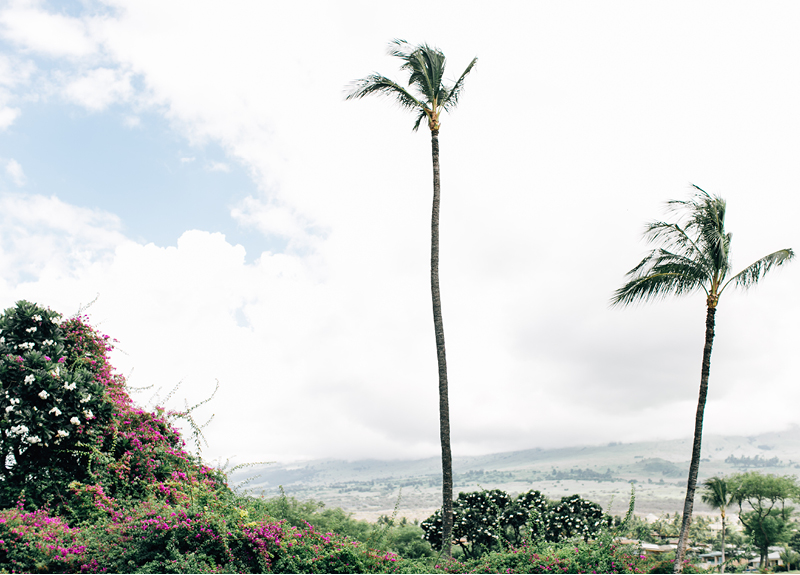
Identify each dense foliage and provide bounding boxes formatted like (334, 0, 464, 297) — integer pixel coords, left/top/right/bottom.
(420, 489, 607, 558)
(0, 301, 114, 508)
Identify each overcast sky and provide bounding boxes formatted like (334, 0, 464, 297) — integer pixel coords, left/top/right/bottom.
(0, 0, 798, 466)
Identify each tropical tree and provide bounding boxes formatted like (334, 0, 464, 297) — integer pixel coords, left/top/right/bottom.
(611, 186, 794, 572)
(701, 477, 732, 572)
(728, 471, 799, 568)
(347, 40, 477, 557)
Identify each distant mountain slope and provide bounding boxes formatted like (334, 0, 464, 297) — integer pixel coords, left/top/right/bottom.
(232, 427, 800, 520)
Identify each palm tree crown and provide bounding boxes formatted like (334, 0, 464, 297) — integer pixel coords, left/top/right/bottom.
(612, 185, 793, 309)
(346, 39, 477, 132)
(701, 476, 731, 513)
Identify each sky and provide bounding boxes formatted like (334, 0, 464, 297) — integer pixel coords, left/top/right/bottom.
(0, 0, 798, 467)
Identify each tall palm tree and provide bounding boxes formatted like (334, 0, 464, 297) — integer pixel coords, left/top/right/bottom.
(701, 477, 732, 573)
(347, 40, 477, 557)
(611, 186, 794, 573)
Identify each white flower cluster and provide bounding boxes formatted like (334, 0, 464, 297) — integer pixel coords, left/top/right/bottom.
(83, 409, 94, 420)
(24, 374, 35, 384)
(49, 406, 62, 416)
(26, 435, 41, 444)
(63, 381, 76, 391)
(38, 390, 49, 400)
(5, 398, 19, 413)
(42, 339, 54, 346)
(16, 342, 34, 351)
(70, 417, 80, 425)
(50, 366, 60, 377)
(25, 327, 36, 334)
(57, 430, 69, 438)
(10, 425, 28, 435)
(80, 394, 92, 404)
(32, 315, 42, 322)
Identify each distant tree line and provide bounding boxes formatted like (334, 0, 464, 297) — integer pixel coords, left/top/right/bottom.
(547, 467, 617, 482)
(725, 454, 782, 468)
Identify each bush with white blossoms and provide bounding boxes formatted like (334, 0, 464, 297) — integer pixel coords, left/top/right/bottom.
(0, 301, 112, 507)
(422, 489, 609, 558)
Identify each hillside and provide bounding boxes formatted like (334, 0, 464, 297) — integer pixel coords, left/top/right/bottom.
(233, 427, 800, 521)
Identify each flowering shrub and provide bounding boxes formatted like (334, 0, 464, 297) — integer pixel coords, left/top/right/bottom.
(0, 504, 88, 573)
(546, 494, 607, 542)
(421, 489, 608, 558)
(0, 301, 113, 508)
(0, 499, 409, 573)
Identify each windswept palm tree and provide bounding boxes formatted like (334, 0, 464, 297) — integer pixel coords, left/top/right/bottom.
(701, 477, 732, 572)
(611, 186, 794, 573)
(347, 40, 477, 557)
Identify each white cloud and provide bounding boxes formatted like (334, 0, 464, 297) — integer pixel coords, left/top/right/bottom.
(179, 156, 195, 164)
(4, 159, 24, 186)
(64, 67, 132, 111)
(0, 1, 98, 58)
(122, 115, 140, 128)
(0, 106, 19, 129)
(0, 53, 33, 130)
(0, 193, 128, 287)
(207, 161, 229, 172)
(230, 196, 322, 249)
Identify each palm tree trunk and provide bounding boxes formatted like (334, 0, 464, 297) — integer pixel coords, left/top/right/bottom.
(720, 510, 726, 573)
(430, 128, 453, 558)
(674, 304, 716, 573)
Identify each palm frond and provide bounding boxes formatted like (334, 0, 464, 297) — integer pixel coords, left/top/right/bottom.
(644, 222, 712, 271)
(392, 41, 446, 104)
(412, 108, 427, 132)
(701, 477, 730, 509)
(637, 187, 731, 289)
(721, 248, 795, 294)
(345, 74, 423, 111)
(690, 194, 729, 275)
(611, 251, 709, 307)
(387, 38, 410, 58)
(441, 57, 478, 112)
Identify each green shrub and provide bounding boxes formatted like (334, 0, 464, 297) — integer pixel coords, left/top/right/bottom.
(421, 488, 608, 558)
